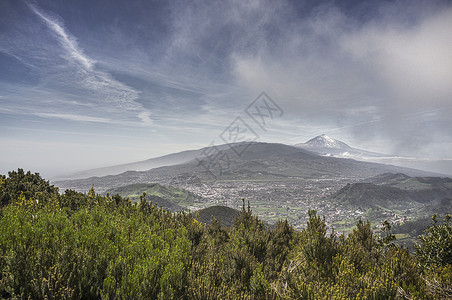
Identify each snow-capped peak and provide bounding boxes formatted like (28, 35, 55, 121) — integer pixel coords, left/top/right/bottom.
(303, 134, 351, 149)
(295, 134, 393, 162)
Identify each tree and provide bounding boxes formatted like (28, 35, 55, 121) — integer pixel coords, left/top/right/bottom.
(416, 214, 452, 268)
(415, 214, 452, 298)
(0, 169, 59, 207)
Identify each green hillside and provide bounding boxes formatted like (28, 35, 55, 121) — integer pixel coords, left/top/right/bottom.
(332, 182, 413, 207)
(1, 169, 451, 299)
(196, 205, 240, 227)
(329, 174, 452, 242)
(106, 182, 204, 210)
(333, 174, 452, 216)
(364, 172, 452, 192)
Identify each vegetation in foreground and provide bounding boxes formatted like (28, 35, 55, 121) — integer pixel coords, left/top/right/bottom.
(1, 169, 451, 299)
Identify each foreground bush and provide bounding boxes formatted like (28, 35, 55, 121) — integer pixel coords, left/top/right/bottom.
(0, 169, 450, 299)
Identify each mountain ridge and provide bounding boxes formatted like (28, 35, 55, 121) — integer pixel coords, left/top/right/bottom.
(295, 134, 388, 158)
(55, 134, 451, 181)
(53, 142, 441, 193)
(303, 134, 352, 149)
(329, 173, 452, 210)
(295, 135, 452, 176)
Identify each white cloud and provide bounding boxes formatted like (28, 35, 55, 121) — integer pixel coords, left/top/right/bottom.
(2, 0, 452, 177)
(35, 113, 112, 123)
(28, 4, 94, 71)
(27, 4, 153, 126)
(138, 111, 153, 126)
(341, 6, 452, 107)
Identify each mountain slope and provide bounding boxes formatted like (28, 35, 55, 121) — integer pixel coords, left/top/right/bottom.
(295, 135, 452, 176)
(54, 142, 438, 193)
(56, 143, 251, 180)
(302, 134, 352, 149)
(295, 134, 387, 158)
(196, 205, 241, 227)
(331, 183, 416, 208)
(363, 172, 452, 189)
(57, 149, 206, 180)
(329, 173, 452, 211)
(105, 183, 204, 210)
(360, 173, 412, 186)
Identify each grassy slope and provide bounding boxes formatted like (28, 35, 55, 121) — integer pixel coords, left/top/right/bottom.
(106, 183, 204, 210)
(195, 205, 241, 227)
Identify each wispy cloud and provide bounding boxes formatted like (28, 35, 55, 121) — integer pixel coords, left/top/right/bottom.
(35, 112, 112, 123)
(28, 3, 94, 71)
(26, 3, 152, 125)
(137, 111, 153, 126)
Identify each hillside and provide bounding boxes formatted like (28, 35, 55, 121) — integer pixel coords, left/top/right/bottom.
(331, 182, 415, 208)
(53, 143, 442, 229)
(328, 173, 452, 234)
(295, 134, 388, 158)
(360, 173, 412, 186)
(295, 135, 452, 176)
(56, 144, 235, 180)
(331, 174, 452, 211)
(364, 172, 452, 191)
(196, 205, 240, 227)
(1, 169, 451, 299)
(105, 183, 205, 210)
(54, 142, 436, 193)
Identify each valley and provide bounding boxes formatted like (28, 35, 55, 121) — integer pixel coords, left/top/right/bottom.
(53, 139, 451, 235)
(174, 178, 349, 229)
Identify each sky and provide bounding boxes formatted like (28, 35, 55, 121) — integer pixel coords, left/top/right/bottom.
(1, 0, 452, 178)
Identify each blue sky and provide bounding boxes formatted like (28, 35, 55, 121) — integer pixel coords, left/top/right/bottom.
(1, 0, 452, 177)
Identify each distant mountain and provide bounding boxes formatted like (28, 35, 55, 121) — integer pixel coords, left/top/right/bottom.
(296, 135, 452, 176)
(56, 145, 236, 180)
(295, 134, 387, 158)
(196, 205, 241, 227)
(56, 134, 451, 182)
(56, 143, 250, 180)
(302, 134, 352, 149)
(54, 142, 438, 193)
(57, 149, 204, 180)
